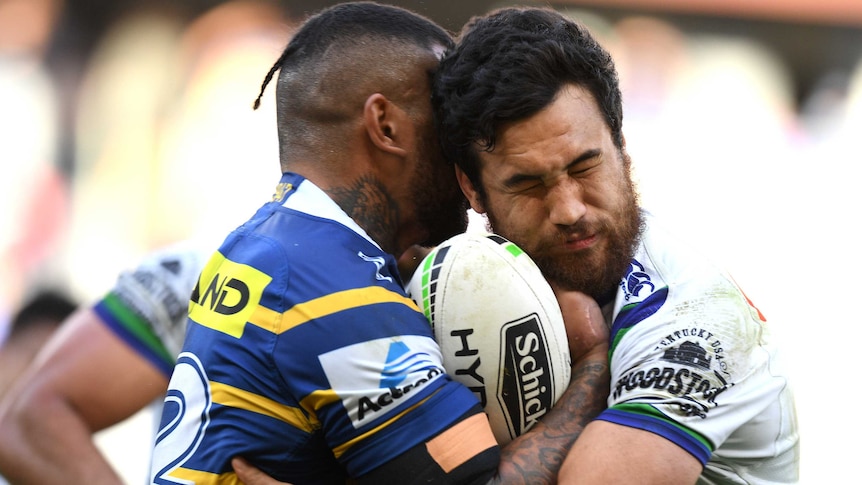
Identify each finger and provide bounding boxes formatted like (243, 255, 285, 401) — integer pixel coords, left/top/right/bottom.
(232, 457, 295, 485)
(553, 291, 608, 360)
(232, 457, 264, 484)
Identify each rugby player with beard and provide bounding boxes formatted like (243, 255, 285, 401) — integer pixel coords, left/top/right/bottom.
(433, 6, 800, 485)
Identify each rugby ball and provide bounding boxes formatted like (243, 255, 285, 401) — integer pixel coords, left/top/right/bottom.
(407, 232, 571, 445)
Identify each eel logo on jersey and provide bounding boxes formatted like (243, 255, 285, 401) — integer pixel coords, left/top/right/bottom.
(319, 336, 445, 428)
(358, 251, 393, 283)
(189, 252, 272, 338)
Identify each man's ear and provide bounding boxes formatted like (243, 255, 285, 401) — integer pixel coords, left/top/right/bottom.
(455, 165, 486, 214)
(364, 93, 408, 158)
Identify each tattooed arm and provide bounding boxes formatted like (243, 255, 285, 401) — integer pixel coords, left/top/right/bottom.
(492, 290, 610, 484)
(233, 291, 609, 485)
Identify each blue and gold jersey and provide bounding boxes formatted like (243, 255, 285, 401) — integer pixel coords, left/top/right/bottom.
(150, 173, 479, 484)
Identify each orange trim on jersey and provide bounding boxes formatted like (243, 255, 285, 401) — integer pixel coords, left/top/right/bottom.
(730, 275, 767, 322)
(426, 412, 497, 472)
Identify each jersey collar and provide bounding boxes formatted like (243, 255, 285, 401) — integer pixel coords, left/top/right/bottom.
(279, 173, 382, 251)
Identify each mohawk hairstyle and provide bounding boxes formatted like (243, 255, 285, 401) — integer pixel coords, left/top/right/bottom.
(253, 48, 289, 110)
(253, 1, 452, 110)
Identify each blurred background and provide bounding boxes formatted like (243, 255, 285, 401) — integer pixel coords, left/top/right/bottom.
(0, 0, 857, 482)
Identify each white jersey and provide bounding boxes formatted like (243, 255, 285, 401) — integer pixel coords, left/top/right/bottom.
(93, 240, 210, 377)
(598, 214, 799, 484)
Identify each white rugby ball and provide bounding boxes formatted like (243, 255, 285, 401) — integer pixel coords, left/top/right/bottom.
(407, 232, 571, 445)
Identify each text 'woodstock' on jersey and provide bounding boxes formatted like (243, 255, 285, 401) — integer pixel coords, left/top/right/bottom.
(599, 213, 799, 484)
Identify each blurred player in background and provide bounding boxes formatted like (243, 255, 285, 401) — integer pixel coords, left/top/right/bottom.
(0, 289, 75, 485)
(0, 242, 207, 484)
(0, 290, 76, 401)
(0, 0, 295, 481)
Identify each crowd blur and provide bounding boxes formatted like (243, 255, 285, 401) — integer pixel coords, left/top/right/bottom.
(0, 0, 858, 482)
(0, 0, 291, 326)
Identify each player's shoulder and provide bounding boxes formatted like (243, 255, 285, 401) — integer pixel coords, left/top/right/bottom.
(114, 240, 210, 301)
(635, 213, 732, 287)
(133, 239, 212, 275)
(613, 215, 764, 344)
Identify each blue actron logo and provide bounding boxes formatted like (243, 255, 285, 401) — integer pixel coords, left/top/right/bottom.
(379, 341, 436, 388)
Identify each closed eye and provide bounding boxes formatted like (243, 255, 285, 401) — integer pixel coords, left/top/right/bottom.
(569, 149, 602, 175)
(503, 174, 544, 193)
(502, 148, 603, 193)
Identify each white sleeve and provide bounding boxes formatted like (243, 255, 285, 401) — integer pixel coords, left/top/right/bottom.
(110, 241, 210, 359)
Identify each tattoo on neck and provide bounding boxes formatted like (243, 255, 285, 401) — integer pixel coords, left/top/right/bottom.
(328, 174, 399, 252)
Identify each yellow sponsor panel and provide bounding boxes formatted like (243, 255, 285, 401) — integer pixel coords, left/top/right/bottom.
(190, 252, 272, 338)
(189, 252, 419, 338)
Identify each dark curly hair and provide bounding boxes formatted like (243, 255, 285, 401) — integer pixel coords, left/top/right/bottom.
(433, 7, 623, 195)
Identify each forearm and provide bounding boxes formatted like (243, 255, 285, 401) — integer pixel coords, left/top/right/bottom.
(492, 346, 609, 485)
(0, 392, 124, 485)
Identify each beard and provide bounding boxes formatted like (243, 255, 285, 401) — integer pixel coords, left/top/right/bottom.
(411, 138, 469, 247)
(416, 189, 469, 247)
(485, 167, 643, 304)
